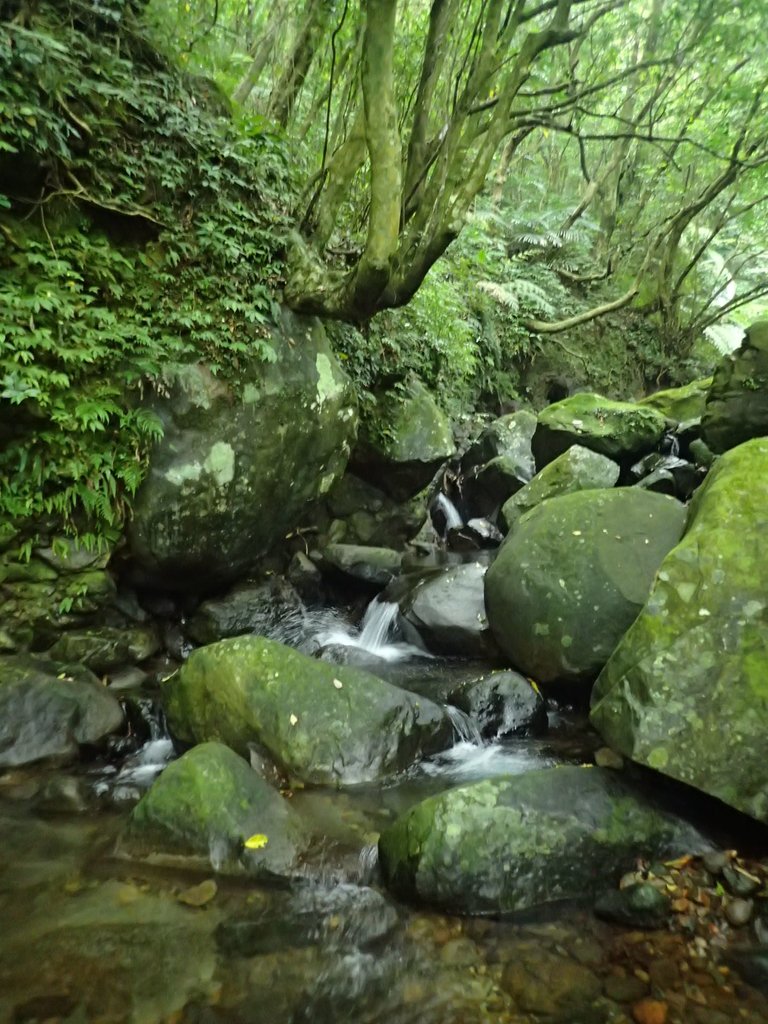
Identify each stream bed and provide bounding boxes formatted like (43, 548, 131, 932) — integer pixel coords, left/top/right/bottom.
(2, 623, 768, 1024)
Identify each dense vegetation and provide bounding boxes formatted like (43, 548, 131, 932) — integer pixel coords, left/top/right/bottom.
(1, 0, 767, 546)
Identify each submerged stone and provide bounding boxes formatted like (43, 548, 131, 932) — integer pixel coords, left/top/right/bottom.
(533, 393, 667, 468)
(378, 766, 702, 915)
(485, 488, 686, 687)
(590, 438, 768, 822)
(163, 636, 452, 786)
(124, 741, 308, 877)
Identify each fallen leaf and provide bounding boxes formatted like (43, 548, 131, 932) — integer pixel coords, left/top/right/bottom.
(244, 833, 269, 850)
(664, 854, 693, 870)
(289, 713, 298, 726)
(332, 678, 343, 689)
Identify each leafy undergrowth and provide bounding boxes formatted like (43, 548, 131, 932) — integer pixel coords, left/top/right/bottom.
(0, 0, 295, 549)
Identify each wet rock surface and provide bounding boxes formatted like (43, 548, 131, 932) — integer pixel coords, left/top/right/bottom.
(702, 319, 768, 453)
(447, 670, 547, 739)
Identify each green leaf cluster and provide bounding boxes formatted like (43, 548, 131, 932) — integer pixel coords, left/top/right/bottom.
(0, 0, 295, 546)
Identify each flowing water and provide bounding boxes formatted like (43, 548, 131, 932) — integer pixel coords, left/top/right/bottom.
(3, 596, 768, 1024)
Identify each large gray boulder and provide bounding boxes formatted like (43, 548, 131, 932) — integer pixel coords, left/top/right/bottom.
(351, 379, 454, 501)
(702, 320, 768, 453)
(124, 741, 309, 877)
(396, 562, 496, 658)
(0, 655, 124, 767)
(500, 444, 619, 531)
(128, 310, 357, 589)
(590, 438, 768, 822)
(485, 488, 686, 687)
(533, 393, 667, 468)
(163, 636, 453, 786)
(378, 766, 703, 915)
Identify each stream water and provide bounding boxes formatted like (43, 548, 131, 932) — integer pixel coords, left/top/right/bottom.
(2, 604, 768, 1024)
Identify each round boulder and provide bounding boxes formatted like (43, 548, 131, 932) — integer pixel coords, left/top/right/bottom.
(448, 670, 547, 738)
(163, 636, 453, 786)
(128, 310, 357, 590)
(123, 741, 309, 877)
(485, 488, 686, 688)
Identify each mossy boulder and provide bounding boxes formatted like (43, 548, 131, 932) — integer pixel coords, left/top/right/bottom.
(128, 309, 358, 590)
(485, 488, 686, 687)
(378, 766, 702, 915)
(47, 626, 161, 673)
(533, 393, 667, 468)
(124, 742, 308, 877)
(590, 438, 768, 822)
(319, 543, 402, 586)
(638, 378, 712, 423)
(163, 636, 452, 786)
(500, 444, 619, 531)
(352, 379, 454, 501)
(0, 655, 124, 767)
(460, 410, 537, 474)
(702, 320, 768, 453)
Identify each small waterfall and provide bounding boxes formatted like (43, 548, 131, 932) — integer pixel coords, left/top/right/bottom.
(669, 434, 680, 457)
(315, 599, 430, 663)
(434, 492, 463, 532)
(356, 844, 379, 885)
(446, 705, 484, 745)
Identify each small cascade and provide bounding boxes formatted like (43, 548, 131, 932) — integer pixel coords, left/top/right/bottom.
(433, 492, 463, 532)
(356, 844, 379, 885)
(314, 598, 430, 663)
(94, 700, 175, 799)
(446, 704, 484, 745)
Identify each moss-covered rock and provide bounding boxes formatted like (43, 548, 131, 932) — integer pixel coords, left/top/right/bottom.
(128, 309, 358, 590)
(352, 379, 454, 501)
(485, 488, 686, 687)
(378, 766, 702, 915)
(590, 438, 768, 822)
(163, 636, 452, 786)
(702, 320, 768, 453)
(500, 444, 619, 531)
(533, 393, 667, 468)
(319, 543, 402, 586)
(638, 378, 712, 422)
(0, 655, 124, 767)
(47, 626, 160, 673)
(123, 742, 308, 877)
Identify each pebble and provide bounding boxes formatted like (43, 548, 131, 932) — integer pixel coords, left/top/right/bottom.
(177, 878, 218, 907)
(631, 997, 668, 1024)
(725, 898, 754, 927)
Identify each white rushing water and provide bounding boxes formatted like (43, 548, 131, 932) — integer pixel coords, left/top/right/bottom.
(434, 492, 463, 531)
(314, 599, 430, 663)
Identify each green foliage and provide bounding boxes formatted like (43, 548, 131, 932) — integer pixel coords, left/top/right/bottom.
(0, 0, 295, 544)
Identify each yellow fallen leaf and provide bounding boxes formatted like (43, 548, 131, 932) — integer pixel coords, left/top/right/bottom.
(289, 713, 298, 726)
(332, 678, 343, 689)
(244, 833, 269, 850)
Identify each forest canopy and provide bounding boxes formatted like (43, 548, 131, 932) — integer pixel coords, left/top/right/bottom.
(1, 0, 767, 545)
